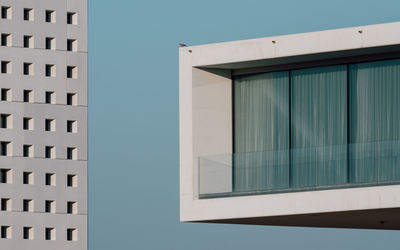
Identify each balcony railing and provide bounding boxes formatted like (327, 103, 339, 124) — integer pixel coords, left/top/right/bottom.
(199, 140, 400, 198)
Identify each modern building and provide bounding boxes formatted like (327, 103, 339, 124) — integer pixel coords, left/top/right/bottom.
(179, 22, 400, 229)
(0, 0, 87, 249)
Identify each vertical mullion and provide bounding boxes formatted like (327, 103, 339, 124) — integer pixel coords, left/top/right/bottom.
(231, 71, 235, 192)
(347, 64, 350, 184)
(289, 70, 292, 188)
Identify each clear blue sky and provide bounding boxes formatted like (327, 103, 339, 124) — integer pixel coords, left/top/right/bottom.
(89, 0, 400, 249)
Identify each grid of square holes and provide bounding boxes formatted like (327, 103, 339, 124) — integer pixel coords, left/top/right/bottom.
(0, 3, 84, 244)
(0, 116, 79, 158)
(0, 5, 80, 82)
(0, 3, 81, 159)
(0, 169, 79, 240)
(0, 226, 78, 241)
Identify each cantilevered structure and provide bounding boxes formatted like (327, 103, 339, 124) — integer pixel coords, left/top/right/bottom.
(179, 22, 400, 229)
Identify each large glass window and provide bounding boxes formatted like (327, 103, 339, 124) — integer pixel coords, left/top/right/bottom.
(234, 72, 289, 191)
(291, 65, 348, 187)
(233, 58, 400, 193)
(349, 59, 400, 183)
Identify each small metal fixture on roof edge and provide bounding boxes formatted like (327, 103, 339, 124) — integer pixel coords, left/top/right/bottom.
(179, 43, 187, 47)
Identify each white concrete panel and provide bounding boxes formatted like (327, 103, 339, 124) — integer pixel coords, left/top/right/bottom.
(0, 0, 87, 248)
(187, 22, 400, 67)
(192, 67, 232, 197)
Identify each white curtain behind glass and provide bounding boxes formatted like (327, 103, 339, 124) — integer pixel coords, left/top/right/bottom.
(291, 65, 348, 187)
(349, 59, 400, 182)
(234, 72, 289, 191)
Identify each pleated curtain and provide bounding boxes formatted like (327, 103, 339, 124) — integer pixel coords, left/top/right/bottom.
(349, 59, 400, 183)
(232, 59, 400, 193)
(290, 65, 348, 187)
(233, 72, 289, 192)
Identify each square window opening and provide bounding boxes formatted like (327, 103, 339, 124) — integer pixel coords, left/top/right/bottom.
(0, 169, 11, 183)
(23, 8, 33, 21)
(45, 227, 55, 240)
(67, 174, 77, 187)
(45, 146, 55, 159)
(45, 91, 55, 104)
(45, 119, 55, 132)
(1, 61, 11, 74)
(45, 37, 55, 50)
(45, 64, 55, 77)
(67, 147, 77, 160)
(23, 227, 33, 240)
(67, 228, 77, 241)
(1, 89, 10, 101)
(67, 39, 77, 52)
(23, 35, 33, 48)
(23, 172, 33, 185)
(67, 93, 77, 105)
(23, 145, 33, 157)
(23, 117, 33, 130)
(67, 201, 77, 214)
(0, 114, 11, 129)
(67, 66, 77, 79)
(23, 62, 33, 75)
(1, 226, 10, 239)
(0, 142, 11, 157)
(1, 33, 11, 46)
(1, 7, 11, 19)
(67, 228, 78, 241)
(45, 200, 55, 213)
(67, 120, 77, 133)
(23, 199, 33, 212)
(45, 173, 55, 186)
(67, 12, 77, 25)
(45, 10, 55, 23)
(1, 198, 10, 211)
(23, 90, 33, 102)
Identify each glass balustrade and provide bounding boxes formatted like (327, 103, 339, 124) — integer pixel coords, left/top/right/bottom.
(199, 140, 400, 198)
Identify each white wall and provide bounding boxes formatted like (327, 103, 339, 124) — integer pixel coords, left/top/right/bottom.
(192, 68, 232, 196)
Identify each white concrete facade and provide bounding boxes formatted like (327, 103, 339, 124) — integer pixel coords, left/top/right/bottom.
(179, 22, 400, 229)
(0, 0, 87, 249)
